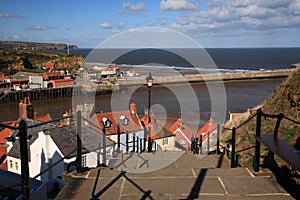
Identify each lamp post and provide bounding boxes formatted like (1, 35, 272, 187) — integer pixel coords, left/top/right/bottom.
(146, 73, 154, 152)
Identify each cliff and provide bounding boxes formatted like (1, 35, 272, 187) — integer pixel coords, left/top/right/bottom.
(0, 49, 84, 75)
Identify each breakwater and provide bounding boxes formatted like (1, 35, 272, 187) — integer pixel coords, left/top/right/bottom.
(118, 69, 292, 86)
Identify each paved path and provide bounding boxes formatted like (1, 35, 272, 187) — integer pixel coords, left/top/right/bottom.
(57, 152, 294, 200)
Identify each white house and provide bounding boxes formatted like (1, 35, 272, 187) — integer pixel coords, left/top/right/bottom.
(6, 119, 116, 185)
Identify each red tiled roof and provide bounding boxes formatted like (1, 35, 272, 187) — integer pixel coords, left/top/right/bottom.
(48, 79, 74, 83)
(197, 119, 217, 140)
(45, 62, 55, 69)
(35, 114, 52, 122)
(91, 111, 143, 135)
(140, 115, 174, 140)
(169, 118, 193, 140)
(0, 76, 9, 81)
(0, 121, 17, 170)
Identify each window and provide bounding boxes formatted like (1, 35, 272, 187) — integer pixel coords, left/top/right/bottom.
(163, 138, 168, 145)
(9, 160, 13, 169)
(15, 162, 18, 171)
(82, 155, 87, 167)
(180, 139, 186, 145)
(120, 115, 129, 126)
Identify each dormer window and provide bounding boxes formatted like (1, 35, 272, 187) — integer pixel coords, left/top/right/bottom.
(120, 115, 129, 126)
(102, 117, 111, 128)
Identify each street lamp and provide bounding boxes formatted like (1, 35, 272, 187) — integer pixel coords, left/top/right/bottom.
(146, 73, 154, 152)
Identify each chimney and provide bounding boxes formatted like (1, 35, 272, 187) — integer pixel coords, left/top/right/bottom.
(129, 102, 137, 115)
(178, 119, 183, 129)
(19, 97, 34, 120)
(62, 110, 72, 126)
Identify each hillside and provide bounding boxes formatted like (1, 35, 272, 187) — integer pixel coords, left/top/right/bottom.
(0, 41, 78, 51)
(0, 49, 84, 75)
(222, 66, 300, 168)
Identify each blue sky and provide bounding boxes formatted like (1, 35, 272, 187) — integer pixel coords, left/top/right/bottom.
(1, 0, 300, 48)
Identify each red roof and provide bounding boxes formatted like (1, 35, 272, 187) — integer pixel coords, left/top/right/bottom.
(169, 118, 193, 140)
(140, 115, 174, 140)
(35, 114, 51, 122)
(197, 119, 217, 140)
(91, 111, 143, 135)
(48, 79, 74, 83)
(0, 76, 9, 81)
(45, 62, 55, 69)
(0, 121, 17, 170)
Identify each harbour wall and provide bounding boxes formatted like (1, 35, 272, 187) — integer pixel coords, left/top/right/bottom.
(118, 69, 292, 86)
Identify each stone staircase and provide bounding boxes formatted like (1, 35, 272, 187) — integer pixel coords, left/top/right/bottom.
(57, 152, 294, 200)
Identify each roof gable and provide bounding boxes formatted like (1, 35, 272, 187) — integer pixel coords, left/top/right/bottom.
(169, 119, 193, 140)
(197, 119, 217, 139)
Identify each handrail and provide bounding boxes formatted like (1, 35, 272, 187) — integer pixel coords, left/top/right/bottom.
(222, 108, 300, 168)
(223, 108, 300, 170)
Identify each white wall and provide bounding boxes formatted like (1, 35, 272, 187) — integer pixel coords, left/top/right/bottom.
(30, 131, 65, 182)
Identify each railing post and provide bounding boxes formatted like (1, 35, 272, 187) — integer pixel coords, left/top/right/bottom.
(117, 125, 120, 151)
(199, 135, 203, 154)
(207, 131, 210, 154)
(133, 134, 136, 152)
(136, 137, 139, 153)
(19, 120, 30, 200)
(126, 132, 129, 153)
(76, 111, 82, 173)
(231, 127, 236, 168)
(274, 113, 284, 137)
(217, 124, 220, 154)
(254, 109, 262, 172)
(102, 127, 107, 166)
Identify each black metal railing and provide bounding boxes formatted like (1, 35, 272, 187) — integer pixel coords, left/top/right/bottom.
(0, 110, 157, 199)
(222, 108, 300, 169)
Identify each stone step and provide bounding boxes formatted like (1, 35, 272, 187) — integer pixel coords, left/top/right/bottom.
(70, 168, 292, 200)
(108, 151, 230, 173)
(57, 152, 294, 200)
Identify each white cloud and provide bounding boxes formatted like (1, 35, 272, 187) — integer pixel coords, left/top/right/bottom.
(158, 17, 168, 26)
(119, 2, 147, 14)
(117, 22, 125, 29)
(0, 12, 11, 18)
(99, 23, 113, 29)
(171, 0, 300, 36)
(0, 12, 23, 18)
(160, 0, 198, 11)
(25, 25, 48, 31)
(12, 35, 20, 39)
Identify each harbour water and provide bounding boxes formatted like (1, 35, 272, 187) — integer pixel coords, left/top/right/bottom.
(0, 79, 283, 126)
(1, 48, 298, 126)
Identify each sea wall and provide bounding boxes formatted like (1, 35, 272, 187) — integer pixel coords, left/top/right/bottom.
(118, 69, 292, 86)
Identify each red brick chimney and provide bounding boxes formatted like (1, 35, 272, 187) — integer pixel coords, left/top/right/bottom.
(129, 102, 137, 115)
(19, 97, 34, 119)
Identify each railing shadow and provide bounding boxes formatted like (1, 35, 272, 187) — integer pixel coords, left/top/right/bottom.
(185, 168, 207, 200)
(90, 170, 153, 200)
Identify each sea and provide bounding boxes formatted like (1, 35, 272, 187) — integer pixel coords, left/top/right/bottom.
(1, 48, 299, 129)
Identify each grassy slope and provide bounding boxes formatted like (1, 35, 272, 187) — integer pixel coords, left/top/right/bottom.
(222, 67, 300, 167)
